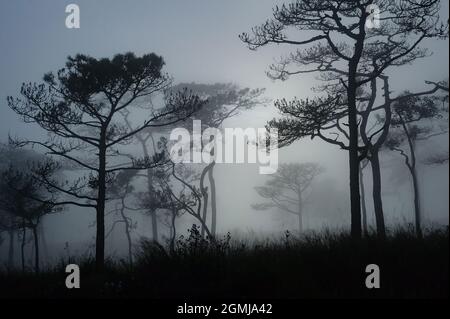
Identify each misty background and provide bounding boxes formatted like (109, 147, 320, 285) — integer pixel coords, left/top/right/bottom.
(0, 0, 448, 265)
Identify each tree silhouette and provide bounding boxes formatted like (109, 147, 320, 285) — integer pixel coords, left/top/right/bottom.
(0, 159, 60, 273)
(7, 52, 205, 270)
(121, 112, 165, 243)
(252, 163, 323, 233)
(268, 78, 445, 238)
(241, 0, 447, 238)
(139, 154, 214, 246)
(385, 92, 448, 237)
(169, 83, 265, 237)
(150, 163, 193, 254)
(359, 158, 370, 236)
(0, 144, 56, 270)
(106, 169, 138, 265)
(0, 206, 17, 269)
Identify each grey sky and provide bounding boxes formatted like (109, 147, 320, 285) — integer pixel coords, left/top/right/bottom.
(1, 0, 448, 135)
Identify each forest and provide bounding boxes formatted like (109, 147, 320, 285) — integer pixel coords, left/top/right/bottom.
(0, 0, 448, 299)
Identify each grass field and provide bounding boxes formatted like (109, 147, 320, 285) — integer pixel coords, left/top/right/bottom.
(0, 225, 448, 299)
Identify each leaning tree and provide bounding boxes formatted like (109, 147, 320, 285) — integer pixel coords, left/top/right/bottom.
(7, 52, 205, 270)
(241, 0, 447, 238)
(252, 162, 323, 233)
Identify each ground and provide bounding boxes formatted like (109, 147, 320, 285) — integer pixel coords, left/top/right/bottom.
(0, 225, 448, 299)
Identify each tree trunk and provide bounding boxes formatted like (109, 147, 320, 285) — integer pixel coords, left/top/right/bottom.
(347, 81, 362, 239)
(21, 224, 26, 272)
(200, 165, 209, 239)
(120, 197, 133, 265)
(408, 137, 422, 238)
(359, 163, 368, 236)
(169, 207, 177, 255)
(150, 209, 158, 242)
(208, 162, 217, 237)
(142, 140, 159, 242)
(400, 118, 422, 238)
(32, 226, 39, 273)
(200, 161, 214, 238)
(347, 35, 364, 239)
(95, 140, 107, 271)
(298, 193, 303, 234)
(7, 230, 14, 268)
(39, 221, 49, 262)
(411, 165, 422, 238)
(370, 151, 386, 239)
(200, 191, 208, 238)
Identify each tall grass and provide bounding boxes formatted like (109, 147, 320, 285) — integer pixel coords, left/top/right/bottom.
(0, 225, 448, 299)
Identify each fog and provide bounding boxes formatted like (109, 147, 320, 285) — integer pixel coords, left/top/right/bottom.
(0, 0, 448, 267)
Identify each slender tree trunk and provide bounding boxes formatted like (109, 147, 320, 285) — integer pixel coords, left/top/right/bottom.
(400, 118, 423, 238)
(370, 151, 386, 239)
(359, 163, 368, 236)
(200, 161, 215, 238)
(8, 230, 14, 268)
(142, 141, 158, 242)
(200, 165, 209, 239)
(298, 192, 303, 234)
(208, 162, 217, 237)
(169, 207, 177, 255)
(411, 165, 422, 238)
(32, 226, 39, 273)
(171, 161, 215, 241)
(39, 221, 49, 262)
(21, 225, 26, 272)
(120, 197, 133, 265)
(95, 138, 107, 271)
(409, 140, 422, 238)
(407, 137, 422, 238)
(150, 209, 158, 242)
(200, 190, 208, 238)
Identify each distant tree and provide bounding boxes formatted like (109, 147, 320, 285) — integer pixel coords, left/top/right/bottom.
(0, 144, 50, 269)
(359, 158, 370, 236)
(0, 160, 60, 273)
(252, 163, 323, 233)
(7, 52, 205, 270)
(139, 155, 213, 249)
(121, 112, 164, 243)
(424, 151, 449, 165)
(106, 169, 138, 265)
(423, 87, 450, 165)
(0, 208, 16, 268)
(386, 93, 448, 237)
(241, 0, 447, 239)
(169, 83, 265, 238)
(168, 161, 214, 240)
(151, 164, 188, 254)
